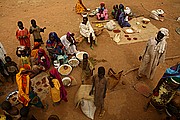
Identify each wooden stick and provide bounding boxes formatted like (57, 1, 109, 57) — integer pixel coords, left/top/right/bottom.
(92, 20, 110, 23)
(165, 55, 180, 60)
(123, 55, 180, 76)
(123, 67, 139, 76)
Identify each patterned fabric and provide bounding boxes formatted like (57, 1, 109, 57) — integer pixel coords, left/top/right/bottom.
(75, 0, 86, 14)
(16, 68, 30, 106)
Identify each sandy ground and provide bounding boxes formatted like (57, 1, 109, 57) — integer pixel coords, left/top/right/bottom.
(0, 0, 180, 120)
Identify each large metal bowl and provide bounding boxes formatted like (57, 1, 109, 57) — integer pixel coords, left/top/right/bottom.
(58, 64, 72, 76)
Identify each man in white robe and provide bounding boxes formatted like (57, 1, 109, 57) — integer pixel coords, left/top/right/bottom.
(79, 15, 96, 49)
(138, 28, 169, 79)
(60, 32, 78, 55)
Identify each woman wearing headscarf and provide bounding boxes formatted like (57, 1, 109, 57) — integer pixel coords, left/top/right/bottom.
(118, 6, 131, 28)
(96, 2, 108, 20)
(138, 28, 169, 79)
(49, 67, 68, 102)
(46, 32, 65, 62)
(60, 32, 78, 55)
(16, 67, 31, 106)
(37, 48, 50, 71)
(145, 63, 180, 112)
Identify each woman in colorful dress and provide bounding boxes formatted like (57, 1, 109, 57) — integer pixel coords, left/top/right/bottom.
(145, 63, 180, 112)
(96, 2, 108, 20)
(49, 67, 68, 102)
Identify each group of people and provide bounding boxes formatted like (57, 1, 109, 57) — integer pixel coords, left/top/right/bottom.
(112, 4, 132, 28)
(0, 1, 179, 119)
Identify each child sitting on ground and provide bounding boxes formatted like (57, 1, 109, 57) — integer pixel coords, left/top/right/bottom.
(4, 56, 18, 84)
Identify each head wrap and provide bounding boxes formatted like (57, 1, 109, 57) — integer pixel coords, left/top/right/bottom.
(49, 68, 68, 102)
(159, 28, 169, 37)
(124, 7, 131, 14)
(119, 4, 124, 11)
(49, 32, 60, 42)
(38, 48, 50, 70)
(163, 64, 180, 85)
(66, 32, 71, 37)
(100, 2, 105, 5)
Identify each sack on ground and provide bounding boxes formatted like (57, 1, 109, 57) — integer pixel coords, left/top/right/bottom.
(80, 99, 96, 120)
(74, 85, 93, 106)
(104, 20, 116, 31)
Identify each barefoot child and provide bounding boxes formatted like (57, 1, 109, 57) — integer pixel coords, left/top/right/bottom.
(30, 19, 46, 44)
(89, 67, 107, 118)
(4, 56, 18, 83)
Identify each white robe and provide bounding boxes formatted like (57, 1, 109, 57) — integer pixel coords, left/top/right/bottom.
(60, 35, 78, 55)
(0, 42, 7, 63)
(138, 37, 167, 79)
(79, 21, 96, 43)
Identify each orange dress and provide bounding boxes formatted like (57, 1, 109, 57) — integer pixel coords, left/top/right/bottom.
(16, 28, 30, 47)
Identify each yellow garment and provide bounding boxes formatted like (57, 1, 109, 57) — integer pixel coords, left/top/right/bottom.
(75, 0, 86, 14)
(19, 56, 31, 68)
(50, 79, 61, 103)
(16, 68, 30, 106)
(31, 49, 38, 59)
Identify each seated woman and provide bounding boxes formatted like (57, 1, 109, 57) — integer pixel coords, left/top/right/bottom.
(60, 32, 78, 55)
(31, 42, 41, 65)
(46, 32, 64, 62)
(32, 48, 50, 74)
(144, 63, 180, 112)
(114, 4, 124, 21)
(75, 0, 87, 14)
(80, 15, 97, 49)
(96, 2, 108, 20)
(118, 7, 131, 28)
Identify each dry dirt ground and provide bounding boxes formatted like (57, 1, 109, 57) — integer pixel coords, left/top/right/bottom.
(0, 0, 180, 120)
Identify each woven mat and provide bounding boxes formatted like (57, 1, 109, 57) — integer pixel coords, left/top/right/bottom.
(106, 17, 159, 45)
(133, 81, 152, 98)
(31, 72, 50, 100)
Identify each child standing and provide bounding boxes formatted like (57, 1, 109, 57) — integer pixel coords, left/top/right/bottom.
(16, 47, 31, 68)
(16, 21, 31, 48)
(4, 56, 18, 83)
(89, 67, 107, 118)
(30, 19, 46, 44)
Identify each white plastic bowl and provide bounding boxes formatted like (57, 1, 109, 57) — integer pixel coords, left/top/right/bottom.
(76, 52, 89, 61)
(62, 77, 72, 86)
